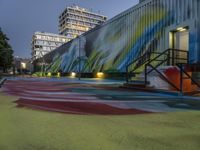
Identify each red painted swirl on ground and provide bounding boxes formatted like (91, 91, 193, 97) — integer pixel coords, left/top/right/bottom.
(2, 80, 151, 115)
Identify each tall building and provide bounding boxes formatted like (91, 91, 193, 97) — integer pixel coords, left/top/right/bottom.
(31, 32, 69, 61)
(59, 5, 107, 41)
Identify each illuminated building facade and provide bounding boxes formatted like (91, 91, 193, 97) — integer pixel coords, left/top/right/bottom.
(59, 5, 107, 41)
(31, 32, 69, 61)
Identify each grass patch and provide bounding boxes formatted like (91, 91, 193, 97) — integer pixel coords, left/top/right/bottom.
(0, 93, 200, 150)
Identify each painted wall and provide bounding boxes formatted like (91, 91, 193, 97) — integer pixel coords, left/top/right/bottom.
(195, 0, 200, 63)
(41, 0, 200, 73)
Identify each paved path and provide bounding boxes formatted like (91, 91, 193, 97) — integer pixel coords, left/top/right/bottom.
(1, 77, 199, 115)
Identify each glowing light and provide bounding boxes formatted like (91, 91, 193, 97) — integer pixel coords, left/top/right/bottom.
(177, 27, 184, 31)
(57, 72, 61, 78)
(177, 27, 186, 32)
(71, 72, 76, 77)
(180, 28, 186, 32)
(21, 62, 26, 69)
(85, 27, 89, 31)
(47, 72, 52, 77)
(97, 72, 104, 78)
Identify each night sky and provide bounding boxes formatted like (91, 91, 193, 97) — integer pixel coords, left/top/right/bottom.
(0, 0, 139, 58)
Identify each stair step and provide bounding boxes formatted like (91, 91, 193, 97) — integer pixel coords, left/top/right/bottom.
(123, 83, 147, 88)
(183, 90, 200, 96)
(128, 80, 150, 85)
(121, 84, 181, 96)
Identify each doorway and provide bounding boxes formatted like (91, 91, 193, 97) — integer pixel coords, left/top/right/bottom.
(171, 28, 189, 64)
(173, 29, 189, 50)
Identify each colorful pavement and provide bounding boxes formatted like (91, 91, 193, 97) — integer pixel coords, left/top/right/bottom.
(1, 77, 200, 115)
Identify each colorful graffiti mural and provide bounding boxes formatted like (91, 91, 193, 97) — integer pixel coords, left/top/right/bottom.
(41, 0, 200, 73)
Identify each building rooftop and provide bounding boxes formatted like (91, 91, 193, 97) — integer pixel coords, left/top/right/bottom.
(59, 5, 107, 18)
(34, 32, 68, 38)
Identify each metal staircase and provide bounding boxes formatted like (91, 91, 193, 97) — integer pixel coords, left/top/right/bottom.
(176, 63, 200, 94)
(126, 50, 161, 83)
(125, 48, 200, 95)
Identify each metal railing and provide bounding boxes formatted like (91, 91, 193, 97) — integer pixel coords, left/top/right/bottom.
(145, 49, 189, 92)
(125, 48, 200, 94)
(126, 51, 161, 82)
(177, 63, 200, 94)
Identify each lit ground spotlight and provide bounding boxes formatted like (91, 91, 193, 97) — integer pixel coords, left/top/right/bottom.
(71, 72, 76, 78)
(57, 72, 61, 77)
(47, 72, 52, 77)
(97, 72, 104, 78)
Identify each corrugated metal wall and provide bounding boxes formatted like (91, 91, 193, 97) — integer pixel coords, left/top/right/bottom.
(42, 0, 200, 73)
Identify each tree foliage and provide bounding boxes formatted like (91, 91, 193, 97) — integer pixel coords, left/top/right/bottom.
(0, 28, 14, 72)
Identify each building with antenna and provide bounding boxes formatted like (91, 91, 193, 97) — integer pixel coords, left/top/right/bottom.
(59, 5, 107, 41)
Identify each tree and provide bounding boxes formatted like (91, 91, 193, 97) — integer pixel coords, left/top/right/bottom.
(0, 28, 14, 73)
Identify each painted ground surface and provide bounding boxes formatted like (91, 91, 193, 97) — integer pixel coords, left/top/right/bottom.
(1, 78, 199, 115)
(1, 78, 200, 150)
